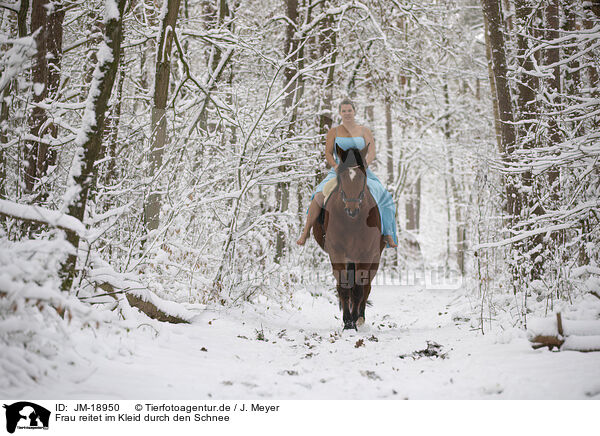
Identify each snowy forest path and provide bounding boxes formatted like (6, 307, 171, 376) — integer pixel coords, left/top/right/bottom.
(8, 286, 600, 399)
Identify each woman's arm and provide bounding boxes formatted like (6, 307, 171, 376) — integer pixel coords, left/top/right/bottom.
(363, 126, 376, 166)
(325, 127, 337, 169)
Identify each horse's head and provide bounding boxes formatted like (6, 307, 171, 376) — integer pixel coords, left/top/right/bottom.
(335, 144, 369, 218)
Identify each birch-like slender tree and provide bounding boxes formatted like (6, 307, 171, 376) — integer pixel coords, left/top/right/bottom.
(144, 0, 182, 232)
(60, 0, 128, 291)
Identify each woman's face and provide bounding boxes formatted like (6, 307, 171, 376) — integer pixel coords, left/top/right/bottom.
(339, 104, 355, 123)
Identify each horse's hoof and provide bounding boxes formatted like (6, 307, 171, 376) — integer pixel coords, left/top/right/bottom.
(344, 321, 357, 331)
(356, 317, 365, 327)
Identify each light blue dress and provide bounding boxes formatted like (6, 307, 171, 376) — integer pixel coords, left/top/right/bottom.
(311, 136, 398, 245)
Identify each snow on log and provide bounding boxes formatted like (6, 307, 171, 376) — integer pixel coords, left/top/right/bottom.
(528, 312, 600, 352)
(125, 289, 191, 324)
(0, 199, 86, 236)
(529, 315, 600, 337)
(87, 263, 193, 324)
(562, 335, 600, 352)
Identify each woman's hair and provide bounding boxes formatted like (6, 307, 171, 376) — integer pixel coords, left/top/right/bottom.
(338, 98, 356, 112)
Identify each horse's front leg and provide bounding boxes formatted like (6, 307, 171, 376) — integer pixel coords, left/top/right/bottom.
(337, 284, 354, 330)
(332, 263, 354, 330)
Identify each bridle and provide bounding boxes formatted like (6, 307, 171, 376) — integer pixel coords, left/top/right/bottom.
(339, 166, 367, 217)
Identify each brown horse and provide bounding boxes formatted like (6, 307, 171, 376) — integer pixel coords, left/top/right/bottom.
(313, 144, 385, 330)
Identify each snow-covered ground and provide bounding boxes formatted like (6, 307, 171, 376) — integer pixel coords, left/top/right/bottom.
(3, 285, 600, 400)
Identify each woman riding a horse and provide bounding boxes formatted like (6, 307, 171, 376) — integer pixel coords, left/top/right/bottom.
(297, 98, 398, 248)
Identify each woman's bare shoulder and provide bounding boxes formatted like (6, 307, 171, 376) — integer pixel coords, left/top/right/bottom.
(360, 125, 373, 134)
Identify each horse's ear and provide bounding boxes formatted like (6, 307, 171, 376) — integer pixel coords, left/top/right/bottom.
(336, 144, 347, 162)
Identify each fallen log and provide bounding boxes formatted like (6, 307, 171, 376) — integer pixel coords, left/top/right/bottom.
(125, 292, 189, 324)
(530, 335, 564, 350)
(561, 335, 600, 352)
(528, 313, 600, 352)
(95, 282, 191, 324)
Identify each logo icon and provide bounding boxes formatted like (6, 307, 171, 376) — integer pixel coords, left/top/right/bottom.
(3, 402, 50, 433)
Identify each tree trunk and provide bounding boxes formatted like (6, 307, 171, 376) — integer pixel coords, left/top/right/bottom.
(25, 0, 64, 196)
(583, 1, 600, 87)
(482, 0, 521, 291)
(588, 0, 600, 18)
(483, 15, 502, 153)
(100, 48, 126, 194)
(0, 87, 8, 198)
(17, 0, 29, 37)
(562, 1, 580, 98)
(514, 0, 537, 219)
(60, 0, 127, 291)
(405, 178, 420, 233)
(1, 1, 30, 198)
(346, 41, 372, 98)
(444, 172, 451, 267)
(274, 0, 299, 263)
(414, 178, 421, 232)
(316, 3, 337, 187)
(444, 82, 466, 275)
(384, 95, 394, 186)
(544, 0, 561, 195)
(501, 0, 512, 32)
(291, 0, 309, 127)
(514, 0, 536, 140)
(512, 0, 545, 281)
(197, 0, 232, 132)
(25, 0, 48, 193)
(211, 0, 230, 77)
(283, 0, 299, 127)
(481, 0, 518, 219)
(144, 0, 182, 232)
(481, 0, 515, 155)
(318, 3, 337, 136)
(289, 0, 310, 229)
